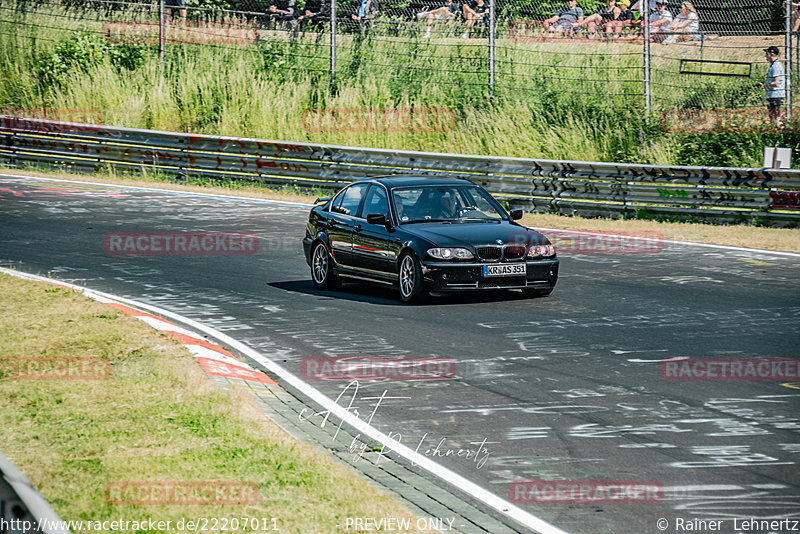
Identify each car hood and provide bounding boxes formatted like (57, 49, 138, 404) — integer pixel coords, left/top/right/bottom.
(403, 222, 549, 247)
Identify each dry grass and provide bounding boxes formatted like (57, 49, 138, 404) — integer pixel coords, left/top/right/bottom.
(0, 274, 435, 533)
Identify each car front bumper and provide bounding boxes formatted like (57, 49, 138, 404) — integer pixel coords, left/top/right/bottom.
(420, 258, 559, 292)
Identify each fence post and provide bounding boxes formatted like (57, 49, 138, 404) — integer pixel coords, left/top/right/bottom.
(786, 0, 793, 117)
(643, 6, 651, 113)
(488, 0, 495, 95)
(330, 0, 337, 90)
(159, 0, 165, 65)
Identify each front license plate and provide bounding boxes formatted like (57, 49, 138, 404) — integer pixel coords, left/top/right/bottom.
(482, 264, 526, 277)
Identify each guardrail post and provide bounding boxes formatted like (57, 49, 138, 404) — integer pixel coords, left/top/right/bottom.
(488, 0, 495, 96)
(643, 8, 651, 113)
(330, 0, 337, 91)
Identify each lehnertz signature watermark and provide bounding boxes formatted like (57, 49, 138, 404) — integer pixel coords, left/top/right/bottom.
(298, 380, 493, 468)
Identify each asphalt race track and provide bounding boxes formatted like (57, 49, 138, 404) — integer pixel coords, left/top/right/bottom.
(2, 174, 799, 534)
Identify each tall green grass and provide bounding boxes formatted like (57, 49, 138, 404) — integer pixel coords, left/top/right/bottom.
(0, 0, 797, 166)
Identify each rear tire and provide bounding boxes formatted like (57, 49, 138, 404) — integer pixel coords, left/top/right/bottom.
(311, 241, 341, 290)
(398, 252, 428, 304)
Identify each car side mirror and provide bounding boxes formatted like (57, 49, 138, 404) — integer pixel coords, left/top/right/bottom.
(367, 213, 395, 231)
(510, 209, 524, 220)
(366, 213, 387, 225)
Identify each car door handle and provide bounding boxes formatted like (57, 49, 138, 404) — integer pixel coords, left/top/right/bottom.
(354, 224, 362, 232)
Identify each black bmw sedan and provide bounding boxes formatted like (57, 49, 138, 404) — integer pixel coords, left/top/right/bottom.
(302, 176, 559, 303)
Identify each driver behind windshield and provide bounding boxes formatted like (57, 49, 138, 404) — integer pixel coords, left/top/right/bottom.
(436, 191, 459, 219)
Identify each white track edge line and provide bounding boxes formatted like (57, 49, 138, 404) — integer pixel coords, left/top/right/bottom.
(4, 173, 798, 258)
(1, 267, 568, 534)
(0, 173, 313, 208)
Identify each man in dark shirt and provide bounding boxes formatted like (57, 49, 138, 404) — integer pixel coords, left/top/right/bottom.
(544, 0, 585, 35)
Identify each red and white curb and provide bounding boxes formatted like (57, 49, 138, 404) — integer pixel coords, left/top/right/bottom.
(1, 267, 567, 534)
(2, 269, 277, 387)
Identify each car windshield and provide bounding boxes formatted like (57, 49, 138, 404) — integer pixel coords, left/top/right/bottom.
(392, 185, 506, 224)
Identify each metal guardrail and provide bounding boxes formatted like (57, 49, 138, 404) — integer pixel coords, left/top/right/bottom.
(0, 450, 71, 534)
(2, 115, 800, 224)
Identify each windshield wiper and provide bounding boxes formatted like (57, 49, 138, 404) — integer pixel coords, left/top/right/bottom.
(402, 218, 454, 224)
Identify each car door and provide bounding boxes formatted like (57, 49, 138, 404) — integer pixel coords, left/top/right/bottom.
(351, 184, 400, 279)
(327, 182, 369, 268)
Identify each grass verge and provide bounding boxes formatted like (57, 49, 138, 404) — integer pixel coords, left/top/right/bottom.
(0, 273, 433, 533)
(3, 165, 799, 252)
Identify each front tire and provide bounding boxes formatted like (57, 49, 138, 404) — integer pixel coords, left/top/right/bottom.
(398, 252, 428, 303)
(311, 241, 340, 290)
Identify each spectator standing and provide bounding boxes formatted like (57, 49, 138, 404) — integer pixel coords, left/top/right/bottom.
(662, 1, 698, 43)
(420, 0, 461, 38)
(647, 0, 672, 42)
(761, 46, 786, 126)
(461, 0, 489, 38)
(544, 0, 585, 36)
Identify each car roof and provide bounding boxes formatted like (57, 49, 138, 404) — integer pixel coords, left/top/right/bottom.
(356, 176, 476, 188)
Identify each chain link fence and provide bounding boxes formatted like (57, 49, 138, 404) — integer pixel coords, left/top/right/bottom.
(1, 0, 796, 127)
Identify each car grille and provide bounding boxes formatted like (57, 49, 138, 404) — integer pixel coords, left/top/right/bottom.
(476, 245, 527, 262)
(476, 246, 502, 260)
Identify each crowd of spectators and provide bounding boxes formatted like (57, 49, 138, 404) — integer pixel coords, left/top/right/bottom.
(244, 0, 706, 42)
(538, 0, 700, 41)
(222, 0, 708, 44)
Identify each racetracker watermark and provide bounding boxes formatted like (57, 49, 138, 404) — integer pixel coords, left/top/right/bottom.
(547, 231, 664, 254)
(0, 357, 110, 380)
(301, 108, 456, 133)
(301, 357, 456, 381)
(660, 108, 800, 133)
(105, 482, 258, 506)
(660, 357, 800, 381)
(104, 232, 258, 255)
(509, 480, 664, 504)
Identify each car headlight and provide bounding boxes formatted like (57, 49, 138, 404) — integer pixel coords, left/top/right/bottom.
(427, 247, 474, 260)
(527, 244, 557, 258)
